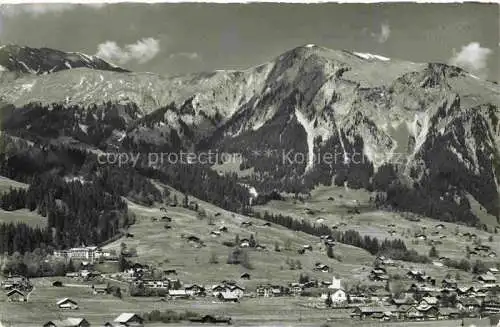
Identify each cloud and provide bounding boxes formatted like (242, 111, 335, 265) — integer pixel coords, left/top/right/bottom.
(169, 52, 201, 61)
(449, 42, 492, 78)
(0, 4, 105, 17)
(95, 38, 160, 65)
(371, 23, 391, 44)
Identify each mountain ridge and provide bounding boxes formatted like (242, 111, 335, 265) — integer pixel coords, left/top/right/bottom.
(0, 44, 129, 75)
(0, 43, 498, 228)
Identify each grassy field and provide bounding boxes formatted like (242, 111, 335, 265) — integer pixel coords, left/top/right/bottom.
(0, 176, 28, 193)
(0, 176, 48, 227)
(212, 158, 255, 178)
(254, 185, 500, 282)
(104, 184, 375, 287)
(0, 208, 47, 227)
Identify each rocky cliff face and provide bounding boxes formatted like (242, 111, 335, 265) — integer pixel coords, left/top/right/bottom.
(0, 44, 498, 226)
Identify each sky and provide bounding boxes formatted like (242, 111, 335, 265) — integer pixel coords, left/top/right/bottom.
(0, 3, 498, 81)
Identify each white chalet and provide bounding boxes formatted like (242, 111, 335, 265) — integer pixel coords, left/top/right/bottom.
(57, 298, 79, 310)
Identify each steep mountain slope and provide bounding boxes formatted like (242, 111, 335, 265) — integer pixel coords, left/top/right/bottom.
(0, 44, 498, 227)
(0, 44, 129, 75)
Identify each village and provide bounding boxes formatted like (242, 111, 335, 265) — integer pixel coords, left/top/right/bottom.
(0, 175, 499, 327)
(2, 234, 500, 327)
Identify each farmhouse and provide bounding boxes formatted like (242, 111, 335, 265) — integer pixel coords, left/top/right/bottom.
(256, 284, 287, 297)
(391, 296, 417, 306)
(475, 245, 491, 252)
(1, 275, 30, 291)
(218, 292, 239, 302)
(407, 270, 423, 279)
(407, 270, 434, 283)
(403, 304, 440, 320)
(369, 289, 392, 303)
(478, 274, 497, 284)
(369, 268, 389, 281)
(189, 315, 232, 324)
(439, 308, 461, 320)
(52, 281, 63, 287)
(482, 298, 500, 314)
(303, 245, 313, 251)
(289, 283, 303, 296)
(442, 278, 458, 289)
(211, 284, 227, 297)
(415, 234, 427, 241)
(184, 284, 206, 296)
(210, 230, 221, 237)
(92, 284, 108, 295)
(419, 296, 439, 306)
(184, 235, 204, 247)
(403, 306, 424, 320)
(457, 286, 476, 296)
(163, 269, 177, 276)
(225, 284, 245, 297)
(6, 289, 27, 302)
(456, 297, 481, 312)
(489, 268, 500, 275)
(239, 238, 251, 248)
(314, 263, 330, 272)
(168, 289, 190, 299)
(65, 272, 80, 278)
(376, 256, 396, 266)
(415, 304, 439, 319)
(57, 298, 79, 310)
(142, 279, 169, 289)
(43, 318, 90, 327)
(255, 244, 267, 251)
(350, 306, 398, 320)
(114, 313, 144, 326)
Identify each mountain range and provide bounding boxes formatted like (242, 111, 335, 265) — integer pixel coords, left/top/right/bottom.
(0, 44, 498, 228)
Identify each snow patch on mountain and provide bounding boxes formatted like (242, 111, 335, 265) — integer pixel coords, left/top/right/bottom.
(353, 52, 391, 61)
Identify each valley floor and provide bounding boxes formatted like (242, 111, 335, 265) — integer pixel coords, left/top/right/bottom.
(0, 183, 498, 326)
(0, 277, 466, 327)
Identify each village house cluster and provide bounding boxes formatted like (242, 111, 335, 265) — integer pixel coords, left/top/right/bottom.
(349, 257, 500, 322)
(1, 274, 32, 303)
